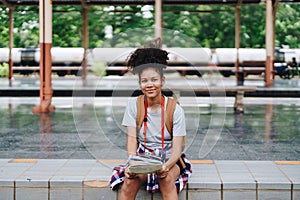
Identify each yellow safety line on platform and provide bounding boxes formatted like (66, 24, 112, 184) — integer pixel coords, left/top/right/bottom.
(98, 159, 125, 163)
(9, 159, 38, 163)
(275, 161, 300, 165)
(83, 180, 110, 188)
(190, 160, 214, 164)
(7, 159, 214, 164)
(98, 159, 214, 164)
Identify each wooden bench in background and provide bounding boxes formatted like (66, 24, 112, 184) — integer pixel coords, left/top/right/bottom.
(240, 61, 266, 76)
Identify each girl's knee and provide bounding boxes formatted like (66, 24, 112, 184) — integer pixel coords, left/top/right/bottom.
(122, 177, 145, 194)
(123, 179, 138, 190)
(158, 177, 175, 191)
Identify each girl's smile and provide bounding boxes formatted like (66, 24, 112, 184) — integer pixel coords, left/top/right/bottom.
(139, 67, 165, 100)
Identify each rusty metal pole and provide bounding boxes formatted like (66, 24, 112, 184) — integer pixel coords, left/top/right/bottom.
(8, 7, 15, 86)
(155, 0, 163, 41)
(32, 0, 55, 113)
(81, 6, 89, 85)
(235, 2, 241, 85)
(265, 0, 274, 87)
(272, 1, 279, 81)
(2, 0, 16, 86)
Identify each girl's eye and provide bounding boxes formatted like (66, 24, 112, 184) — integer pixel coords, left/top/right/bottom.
(140, 78, 159, 84)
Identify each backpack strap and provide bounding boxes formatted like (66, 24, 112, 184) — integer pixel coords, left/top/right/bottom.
(165, 97, 177, 137)
(136, 95, 177, 137)
(136, 95, 146, 133)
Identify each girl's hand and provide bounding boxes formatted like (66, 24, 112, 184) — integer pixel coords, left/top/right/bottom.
(125, 167, 136, 179)
(157, 164, 169, 179)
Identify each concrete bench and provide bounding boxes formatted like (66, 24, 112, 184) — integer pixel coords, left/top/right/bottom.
(0, 159, 299, 200)
(0, 85, 257, 113)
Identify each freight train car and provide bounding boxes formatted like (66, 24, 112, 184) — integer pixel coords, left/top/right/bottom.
(0, 47, 89, 76)
(215, 48, 300, 77)
(1, 47, 299, 78)
(93, 47, 212, 76)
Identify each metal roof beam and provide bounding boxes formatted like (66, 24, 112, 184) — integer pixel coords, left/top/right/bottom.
(0, 0, 273, 7)
(0, 0, 17, 9)
(1, 0, 299, 7)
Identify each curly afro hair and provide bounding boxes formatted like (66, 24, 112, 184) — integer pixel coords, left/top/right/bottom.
(126, 48, 169, 75)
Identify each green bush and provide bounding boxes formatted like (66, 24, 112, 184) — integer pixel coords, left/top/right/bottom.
(0, 63, 9, 77)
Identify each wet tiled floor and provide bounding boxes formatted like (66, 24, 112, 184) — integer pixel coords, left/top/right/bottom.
(0, 97, 299, 161)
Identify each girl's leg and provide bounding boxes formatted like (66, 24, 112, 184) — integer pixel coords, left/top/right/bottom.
(158, 165, 181, 200)
(119, 174, 147, 200)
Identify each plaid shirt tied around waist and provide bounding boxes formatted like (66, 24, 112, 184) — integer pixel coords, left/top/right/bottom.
(110, 144, 192, 193)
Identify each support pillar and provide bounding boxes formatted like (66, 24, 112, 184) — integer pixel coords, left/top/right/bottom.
(155, 0, 163, 40)
(234, 91, 245, 113)
(32, 0, 55, 113)
(235, 1, 242, 85)
(265, 0, 274, 87)
(81, 6, 89, 85)
(272, 1, 279, 80)
(8, 7, 15, 86)
(2, 0, 16, 86)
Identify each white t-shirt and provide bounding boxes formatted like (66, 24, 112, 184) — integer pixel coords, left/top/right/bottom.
(122, 96, 186, 158)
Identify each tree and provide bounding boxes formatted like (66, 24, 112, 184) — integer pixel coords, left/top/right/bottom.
(13, 6, 39, 47)
(196, 5, 236, 48)
(240, 4, 266, 48)
(276, 4, 300, 48)
(0, 7, 9, 47)
(52, 6, 82, 47)
(0, 4, 299, 48)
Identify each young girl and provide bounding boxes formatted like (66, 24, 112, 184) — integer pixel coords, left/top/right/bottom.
(110, 47, 192, 200)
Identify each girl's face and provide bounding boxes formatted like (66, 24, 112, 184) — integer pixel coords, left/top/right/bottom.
(139, 67, 165, 99)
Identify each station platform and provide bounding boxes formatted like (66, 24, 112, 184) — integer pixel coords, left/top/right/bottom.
(0, 76, 299, 199)
(0, 159, 299, 200)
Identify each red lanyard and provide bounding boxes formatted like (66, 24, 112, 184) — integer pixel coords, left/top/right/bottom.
(143, 96, 165, 152)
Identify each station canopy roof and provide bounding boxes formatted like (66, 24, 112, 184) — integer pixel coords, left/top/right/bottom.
(1, 0, 300, 6)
